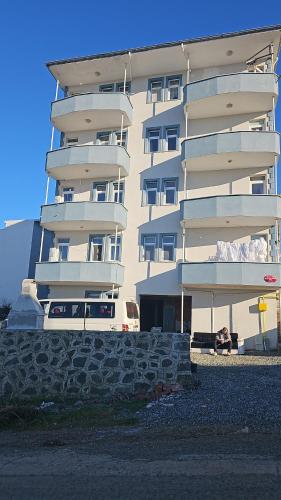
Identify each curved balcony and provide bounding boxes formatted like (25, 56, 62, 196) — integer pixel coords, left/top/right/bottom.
(51, 92, 133, 132)
(41, 201, 127, 231)
(181, 131, 280, 171)
(180, 195, 281, 228)
(184, 72, 278, 118)
(35, 261, 124, 287)
(180, 262, 281, 290)
(46, 144, 130, 180)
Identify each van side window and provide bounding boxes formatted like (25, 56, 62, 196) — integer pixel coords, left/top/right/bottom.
(126, 302, 139, 319)
(48, 302, 85, 319)
(86, 302, 115, 319)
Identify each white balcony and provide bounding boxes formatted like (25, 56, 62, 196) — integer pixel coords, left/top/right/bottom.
(180, 195, 281, 228)
(180, 262, 281, 290)
(41, 201, 127, 231)
(35, 261, 124, 287)
(184, 72, 278, 118)
(51, 92, 133, 132)
(181, 131, 280, 171)
(46, 145, 130, 180)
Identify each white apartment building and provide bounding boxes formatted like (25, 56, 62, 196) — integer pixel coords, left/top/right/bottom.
(35, 25, 281, 349)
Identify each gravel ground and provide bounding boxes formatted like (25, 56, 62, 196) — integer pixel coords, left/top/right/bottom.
(139, 353, 281, 430)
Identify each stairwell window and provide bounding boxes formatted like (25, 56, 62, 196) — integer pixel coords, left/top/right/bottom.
(162, 179, 177, 205)
(166, 76, 182, 101)
(148, 78, 164, 103)
(93, 182, 109, 202)
(164, 126, 179, 151)
(143, 180, 159, 205)
(160, 234, 176, 262)
(250, 175, 267, 195)
(58, 239, 69, 262)
(62, 187, 74, 202)
(113, 182, 124, 203)
(109, 235, 121, 261)
(142, 235, 157, 261)
(89, 235, 105, 261)
(146, 128, 161, 153)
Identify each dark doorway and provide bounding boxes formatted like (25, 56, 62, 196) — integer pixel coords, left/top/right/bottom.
(140, 295, 192, 333)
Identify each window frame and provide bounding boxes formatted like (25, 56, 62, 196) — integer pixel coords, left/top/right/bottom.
(92, 181, 109, 202)
(250, 175, 267, 195)
(109, 235, 122, 262)
(88, 234, 106, 262)
(160, 234, 177, 262)
(143, 179, 160, 206)
(163, 125, 180, 151)
(112, 181, 124, 204)
(99, 83, 115, 93)
(166, 75, 182, 101)
(57, 238, 69, 262)
(62, 187, 74, 203)
(162, 178, 178, 205)
(147, 77, 165, 103)
(141, 234, 158, 262)
(249, 118, 266, 131)
(96, 131, 112, 145)
(145, 127, 161, 153)
(115, 81, 131, 93)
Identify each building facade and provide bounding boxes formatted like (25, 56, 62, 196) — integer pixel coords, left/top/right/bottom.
(35, 26, 281, 349)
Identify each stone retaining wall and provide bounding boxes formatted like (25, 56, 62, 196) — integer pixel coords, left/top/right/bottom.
(0, 330, 191, 399)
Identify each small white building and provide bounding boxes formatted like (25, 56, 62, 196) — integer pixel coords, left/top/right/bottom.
(35, 25, 281, 349)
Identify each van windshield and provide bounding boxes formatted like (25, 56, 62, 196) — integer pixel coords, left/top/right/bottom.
(86, 302, 115, 319)
(48, 302, 85, 319)
(126, 302, 139, 319)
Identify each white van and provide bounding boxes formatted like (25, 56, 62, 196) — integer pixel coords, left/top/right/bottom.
(40, 298, 140, 332)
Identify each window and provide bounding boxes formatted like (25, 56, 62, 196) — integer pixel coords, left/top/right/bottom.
(162, 179, 177, 204)
(62, 187, 74, 202)
(126, 302, 139, 319)
(147, 128, 161, 153)
(114, 130, 127, 147)
(89, 235, 105, 261)
(160, 234, 176, 261)
(249, 119, 266, 131)
(164, 126, 179, 151)
(116, 81, 131, 93)
(99, 83, 114, 93)
(148, 78, 164, 103)
(166, 75, 182, 101)
(250, 175, 267, 195)
(113, 182, 124, 203)
(96, 131, 111, 145)
(48, 302, 85, 319)
(86, 302, 115, 319)
(143, 180, 159, 205)
(109, 235, 121, 261)
(142, 235, 157, 261)
(93, 182, 108, 202)
(66, 137, 78, 145)
(58, 239, 69, 262)
(85, 290, 119, 299)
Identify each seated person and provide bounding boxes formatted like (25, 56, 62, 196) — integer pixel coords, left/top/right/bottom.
(214, 327, 232, 356)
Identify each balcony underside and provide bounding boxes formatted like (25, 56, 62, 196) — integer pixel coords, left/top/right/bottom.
(180, 262, 281, 290)
(180, 195, 281, 228)
(181, 131, 280, 171)
(46, 145, 130, 180)
(51, 93, 132, 132)
(184, 73, 278, 119)
(41, 202, 127, 231)
(35, 261, 124, 287)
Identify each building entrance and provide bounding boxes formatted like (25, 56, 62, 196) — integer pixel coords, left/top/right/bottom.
(140, 295, 191, 333)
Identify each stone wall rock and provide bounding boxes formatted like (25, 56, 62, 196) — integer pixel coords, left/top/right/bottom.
(0, 330, 191, 399)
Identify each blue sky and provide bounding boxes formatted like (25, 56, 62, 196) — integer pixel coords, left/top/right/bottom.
(1, 0, 281, 226)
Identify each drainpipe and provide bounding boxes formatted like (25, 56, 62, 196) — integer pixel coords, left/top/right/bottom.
(114, 224, 118, 261)
(211, 292, 215, 334)
(181, 287, 184, 334)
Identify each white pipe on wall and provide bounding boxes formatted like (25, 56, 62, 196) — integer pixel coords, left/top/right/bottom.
(181, 287, 184, 334)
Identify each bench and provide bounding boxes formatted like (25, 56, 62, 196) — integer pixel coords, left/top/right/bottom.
(191, 332, 245, 355)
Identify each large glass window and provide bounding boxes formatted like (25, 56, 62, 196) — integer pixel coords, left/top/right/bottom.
(250, 175, 267, 195)
(160, 234, 176, 261)
(62, 187, 74, 202)
(48, 302, 85, 319)
(89, 235, 105, 261)
(162, 179, 177, 204)
(147, 128, 161, 153)
(166, 76, 182, 101)
(109, 235, 121, 261)
(142, 235, 157, 261)
(58, 239, 69, 262)
(86, 302, 115, 318)
(165, 126, 179, 151)
(144, 180, 159, 205)
(93, 182, 108, 202)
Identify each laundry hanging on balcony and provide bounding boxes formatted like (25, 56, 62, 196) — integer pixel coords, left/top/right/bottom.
(209, 239, 267, 263)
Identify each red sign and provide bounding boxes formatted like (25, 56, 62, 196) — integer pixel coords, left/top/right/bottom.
(264, 275, 277, 283)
